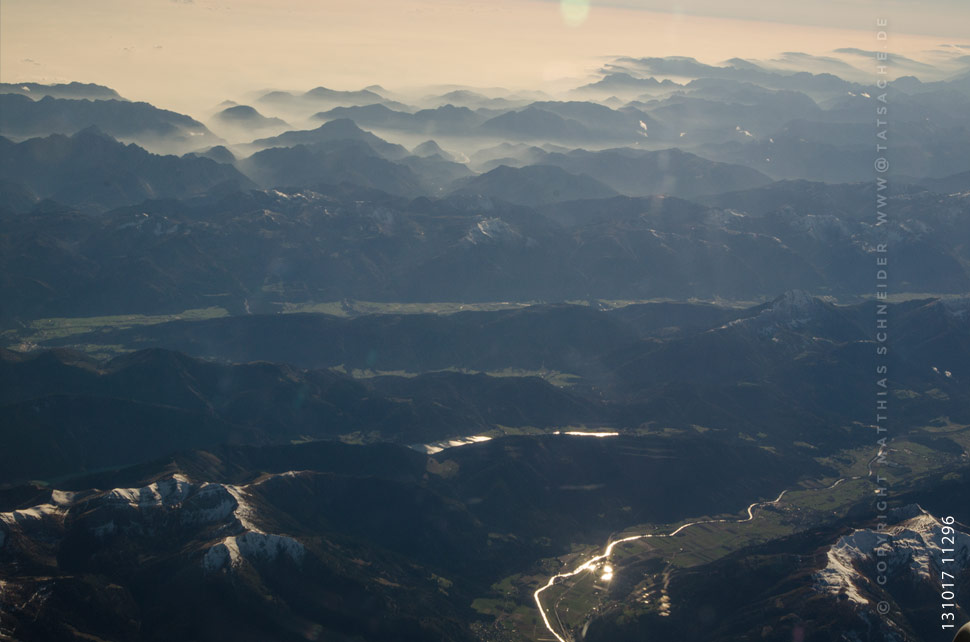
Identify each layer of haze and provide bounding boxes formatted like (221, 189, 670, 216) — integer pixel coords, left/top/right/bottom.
(2, 0, 967, 116)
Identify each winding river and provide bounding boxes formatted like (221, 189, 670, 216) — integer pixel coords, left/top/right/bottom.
(532, 482, 844, 642)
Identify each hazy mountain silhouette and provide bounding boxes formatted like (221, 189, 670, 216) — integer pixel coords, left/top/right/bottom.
(0, 129, 253, 212)
(478, 106, 593, 141)
(212, 104, 288, 130)
(0, 94, 220, 153)
(3, 49, 970, 642)
(450, 164, 618, 205)
(257, 85, 410, 112)
(251, 118, 411, 159)
(534, 147, 773, 197)
(0, 81, 124, 101)
(239, 140, 426, 196)
(313, 104, 484, 136)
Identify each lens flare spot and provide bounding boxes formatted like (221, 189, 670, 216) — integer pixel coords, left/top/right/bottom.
(560, 0, 590, 27)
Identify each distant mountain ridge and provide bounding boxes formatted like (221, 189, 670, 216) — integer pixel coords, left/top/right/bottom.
(1, 55, 969, 642)
(450, 164, 619, 205)
(250, 118, 411, 159)
(0, 93, 220, 153)
(2, 182, 967, 319)
(256, 85, 410, 112)
(0, 81, 124, 101)
(212, 104, 288, 130)
(0, 128, 253, 212)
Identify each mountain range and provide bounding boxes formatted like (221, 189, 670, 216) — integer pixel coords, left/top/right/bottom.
(0, 93, 221, 154)
(2, 55, 969, 642)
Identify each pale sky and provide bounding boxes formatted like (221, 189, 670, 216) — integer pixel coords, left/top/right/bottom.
(2, 0, 968, 115)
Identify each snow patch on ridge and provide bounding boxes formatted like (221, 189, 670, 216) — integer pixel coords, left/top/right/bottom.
(224, 484, 262, 532)
(0, 503, 62, 526)
(814, 506, 970, 607)
(104, 474, 195, 509)
(94, 474, 308, 572)
(201, 477, 306, 572)
(724, 289, 825, 335)
(0, 494, 71, 549)
(203, 532, 305, 572)
(0, 471, 309, 572)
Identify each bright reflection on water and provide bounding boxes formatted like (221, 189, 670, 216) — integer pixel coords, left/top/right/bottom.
(414, 435, 492, 454)
(553, 430, 620, 437)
